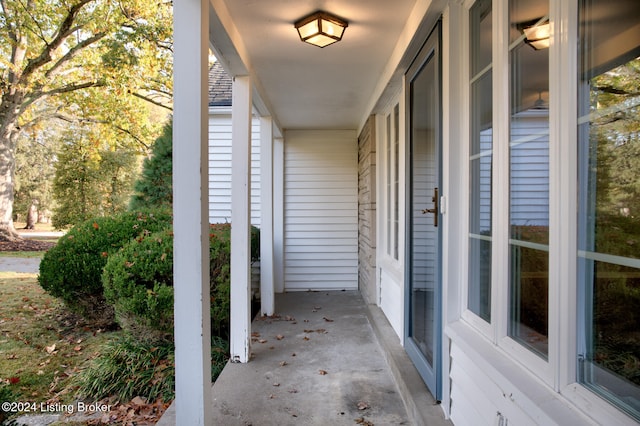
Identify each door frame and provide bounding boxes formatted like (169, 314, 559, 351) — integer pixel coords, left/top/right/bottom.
(404, 21, 443, 401)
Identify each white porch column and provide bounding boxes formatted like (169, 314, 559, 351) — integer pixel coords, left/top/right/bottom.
(260, 117, 275, 315)
(230, 75, 253, 363)
(172, 0, 211, 425)
(273, 137, 285, 293)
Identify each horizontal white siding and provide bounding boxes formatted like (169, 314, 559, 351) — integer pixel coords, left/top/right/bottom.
(284, 130, 358, 291)
(448, 323, 596, 426)
(208, 112, 261, 226)
(510, 111, 549, 226)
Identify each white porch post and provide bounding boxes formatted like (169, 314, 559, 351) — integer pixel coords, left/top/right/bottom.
(172, 0, 211, 425)
(230, 75, 253, 362)
(260, 117, 275, 315)
(273, 137, 285, 293)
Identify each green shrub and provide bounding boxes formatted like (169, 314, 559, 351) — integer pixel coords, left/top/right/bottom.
(102, 229, 174, 341)
(208, 223, 260, 337)
(38, 210, 172, 326)
(102, 223, 260, 339)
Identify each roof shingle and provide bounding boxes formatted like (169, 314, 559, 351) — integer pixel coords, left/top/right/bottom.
(208, 61, 232, 107)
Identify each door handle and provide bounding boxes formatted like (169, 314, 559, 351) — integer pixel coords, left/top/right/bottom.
(421, 187, 439, 227)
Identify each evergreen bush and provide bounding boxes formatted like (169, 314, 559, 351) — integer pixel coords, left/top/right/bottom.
(38, 210, 172, 326)
(102, 223, 260, 339)
(102, 229, 174, 340)
(129, 121, 173, 211)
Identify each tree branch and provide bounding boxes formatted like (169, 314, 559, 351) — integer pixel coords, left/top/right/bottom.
(21, 79, 105, 112)
(19, 0, 94, 84)
(88, 119, 150, 150)
(22, 112, 150, 150)
(130, 91, 173, 111)
(594, 85, 640, 97)
(44, 31, 109, 79)
(17, 0, 49, 45)
(0, 0, 17, 45)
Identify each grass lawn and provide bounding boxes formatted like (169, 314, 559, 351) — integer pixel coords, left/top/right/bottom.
(0, 251, 44, 258)
(13, 222, 61, 233)
(0, 271, 119, 421)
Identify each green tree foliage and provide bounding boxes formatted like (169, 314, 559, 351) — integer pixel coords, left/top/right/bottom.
(129, 121, 173, 210)
(52, 127, 139, 229)
(591, 58, 640, 221)
(13, 127, 59, 225)
(0, 0, 173, 240)
(586, 57, 640, 386)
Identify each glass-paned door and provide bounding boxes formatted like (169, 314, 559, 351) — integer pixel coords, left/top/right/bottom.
(405, 23, 442, 400)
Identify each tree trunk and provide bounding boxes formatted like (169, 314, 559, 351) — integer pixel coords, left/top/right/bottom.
(26, 203, 38, 229)
(0, 141, 19, 241)
(0, 92, 24, 242)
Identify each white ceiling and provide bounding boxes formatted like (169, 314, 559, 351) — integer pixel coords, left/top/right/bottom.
(210, 0, 418, 131)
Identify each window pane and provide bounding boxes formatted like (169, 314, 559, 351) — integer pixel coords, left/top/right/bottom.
(508, 0, 549, 359)
(509, 243, 548, 357)
(578, 0, 640, 418)
(470, 0, 492, 76)
(387, 113, 392, 256)
(394, 104, 400, 260)
(468, 0, 492, 322)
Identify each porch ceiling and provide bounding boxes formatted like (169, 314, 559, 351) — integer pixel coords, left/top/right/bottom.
(209, 0, 418, 131)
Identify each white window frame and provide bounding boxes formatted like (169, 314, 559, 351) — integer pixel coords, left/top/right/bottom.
(380, 99, 403, 268)
(461, 0, 494, 339)
(459, 0, 639, 423)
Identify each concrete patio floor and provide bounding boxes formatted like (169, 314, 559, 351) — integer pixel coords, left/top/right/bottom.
(158, 291, 452, 425)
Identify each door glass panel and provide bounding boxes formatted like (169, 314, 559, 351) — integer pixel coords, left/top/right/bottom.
(578, 0, 640, 419)
(410, 53, 439, 367)
(508, 0, 550, 359)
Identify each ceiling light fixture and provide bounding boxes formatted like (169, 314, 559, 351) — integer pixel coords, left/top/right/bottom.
(521, 18, 550, 50)
(295, 11, 348, 48)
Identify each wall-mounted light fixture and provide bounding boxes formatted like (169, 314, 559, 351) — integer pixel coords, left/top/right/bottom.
(521, 18, 550, 50)
(295, 11, 348, 48)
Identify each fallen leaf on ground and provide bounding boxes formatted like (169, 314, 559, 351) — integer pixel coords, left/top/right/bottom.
(45, 344, 56, 353)
(131, 396, 146, 406)
(357, 401, 370, 410)
(355, 417, 374, 426)
(276, 334, 284, 340)
(323, 317, 334, 322)
(258, 339, 267, 344)
(279, 361, 288, 367)
(318, 370, 328, 375)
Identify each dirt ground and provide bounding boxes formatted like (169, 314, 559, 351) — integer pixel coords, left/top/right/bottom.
(0, 238, 55, 252)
